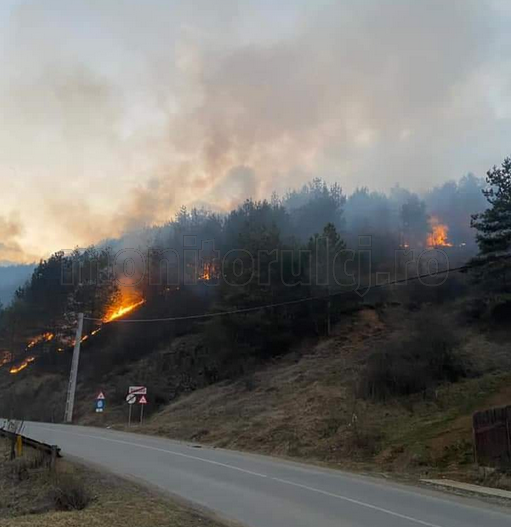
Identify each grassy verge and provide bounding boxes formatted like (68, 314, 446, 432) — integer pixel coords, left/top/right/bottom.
(0, 439, 230, 527)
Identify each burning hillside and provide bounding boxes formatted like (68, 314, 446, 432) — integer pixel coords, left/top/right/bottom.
(27, 332, 54, 348)
(104, 298, 145, 323)
(9, 355, 35, 374)
(5, 332, 55, 374)
(6, 291, 146, 375)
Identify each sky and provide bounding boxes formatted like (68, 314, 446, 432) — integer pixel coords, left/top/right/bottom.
(1, 0, 511, 263)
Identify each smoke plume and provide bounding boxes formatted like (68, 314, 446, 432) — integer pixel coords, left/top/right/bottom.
(0, 0, 510, 259)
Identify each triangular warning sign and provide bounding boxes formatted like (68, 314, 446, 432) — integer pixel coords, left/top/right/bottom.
(139, 395, 148, 405)
(97, 392, 106, 400)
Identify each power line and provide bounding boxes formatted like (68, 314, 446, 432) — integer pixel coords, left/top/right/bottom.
(84, 262, 474, 324)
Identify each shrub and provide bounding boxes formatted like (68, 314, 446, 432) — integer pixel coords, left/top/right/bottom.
(406, 275, 468, 307)
(490, 296, 511, 325)
(360, 312, 465, 401)
(50, 473, 92, 511)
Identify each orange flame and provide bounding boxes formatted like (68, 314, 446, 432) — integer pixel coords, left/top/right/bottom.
(427, 217, 453, 248)
(27, 332, 54, 349)
(71, 326, 103, 346)
(10, 294, 144, 370)
(72, 297, 144, 346)
(103, 299, 145, 323)
(9, 356, 36, 374)
(199, 261, 219, 281)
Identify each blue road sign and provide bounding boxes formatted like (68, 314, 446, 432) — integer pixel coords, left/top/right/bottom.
(96, 399, 105, 413)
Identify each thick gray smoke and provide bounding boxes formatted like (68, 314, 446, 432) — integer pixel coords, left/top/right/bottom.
(0, 214, 35, 264)
(0, 0, 510, 260)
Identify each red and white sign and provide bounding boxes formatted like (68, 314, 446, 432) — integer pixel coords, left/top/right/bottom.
(129, 386, 147, 395)
(138, 395, 148, 405)
(97, 391, 106, 400)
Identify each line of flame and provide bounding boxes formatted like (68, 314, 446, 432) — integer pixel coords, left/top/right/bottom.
(27, 332, 54, 349)
(8, 298, 146, 374)
(103, 299, 146, 323)
(9, 356, 36, 374)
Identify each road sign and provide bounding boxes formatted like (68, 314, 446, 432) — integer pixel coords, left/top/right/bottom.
(129, 386, 147, 395)
(97, 391, 105, 400)
(96, 399, 104, 413)
(138, 395, 148, 425)
(126, 393, 137, 405)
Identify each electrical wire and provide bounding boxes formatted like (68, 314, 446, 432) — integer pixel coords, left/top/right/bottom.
(84, 262, 475, 323)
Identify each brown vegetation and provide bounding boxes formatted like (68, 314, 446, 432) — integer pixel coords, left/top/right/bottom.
(0, 439, 230, 527)
(125, 305, 511, 487)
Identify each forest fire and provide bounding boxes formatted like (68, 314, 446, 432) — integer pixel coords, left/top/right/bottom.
(69, 296, 145, 346)
(427, 217, 453, 248)
(199, 262, 216, 281)
(9, 355, 36, 375)
(5, 332, 53, 374)
(27, 332, 54, 348)
(5, 294, 145, 375)
(72, 327, 102, 346)
(103, 299, 145, 323)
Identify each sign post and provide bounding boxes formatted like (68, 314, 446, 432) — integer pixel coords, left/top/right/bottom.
(16, 435, 23, 457)
(126, 386, 147, 427)
(129, 386, 147, 396)
(96, 391, 106, 413)
(126, 393, 136, 427)
(139, 395, 148, 425)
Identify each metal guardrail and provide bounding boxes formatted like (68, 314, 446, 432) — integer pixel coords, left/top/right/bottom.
(0, 426, 61, 462)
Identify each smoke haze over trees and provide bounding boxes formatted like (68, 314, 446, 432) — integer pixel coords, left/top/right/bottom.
(0, 169, 490, 377)
(0, 151, 510, 430)
(1, 0, 511, 261)
(2, 4, 511, 482)
(0, 172, 488, 305)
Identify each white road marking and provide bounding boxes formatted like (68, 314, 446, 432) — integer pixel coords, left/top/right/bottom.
(272, 477, 445, 527)
(34, 426, 268, 478)
(33, 425, 447, 527)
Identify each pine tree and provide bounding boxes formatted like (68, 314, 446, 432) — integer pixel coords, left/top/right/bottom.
(307, 223, 347, 335)
(471, 156, 511, 288)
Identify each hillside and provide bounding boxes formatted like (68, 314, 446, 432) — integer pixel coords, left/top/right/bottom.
(77, 303, 511, 488)
(2, 285, 511, 491)
(1, 161, 511, 492)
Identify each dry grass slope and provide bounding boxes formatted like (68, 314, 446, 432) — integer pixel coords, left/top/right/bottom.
(135, 307, 511, 486)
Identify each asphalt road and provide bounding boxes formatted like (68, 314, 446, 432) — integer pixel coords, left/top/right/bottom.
(9, 422, 511, 527)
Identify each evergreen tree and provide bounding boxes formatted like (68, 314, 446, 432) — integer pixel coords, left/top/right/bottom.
(471, 156, 511, 288)
(307, 223, 348, 335)
(307, 222, 346, 289)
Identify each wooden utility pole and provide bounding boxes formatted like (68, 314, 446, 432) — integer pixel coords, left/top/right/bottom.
(64, 313, 84, 423)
